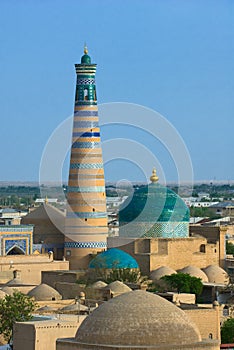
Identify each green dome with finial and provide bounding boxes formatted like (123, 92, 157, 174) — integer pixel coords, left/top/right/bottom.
(119, 168, 190, 238)
(81, 45, 91, 64)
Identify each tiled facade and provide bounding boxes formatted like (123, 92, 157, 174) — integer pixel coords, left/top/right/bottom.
(0, 225, 33, 255)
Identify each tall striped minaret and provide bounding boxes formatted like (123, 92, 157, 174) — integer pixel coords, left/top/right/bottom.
(65, 46, 108, 269)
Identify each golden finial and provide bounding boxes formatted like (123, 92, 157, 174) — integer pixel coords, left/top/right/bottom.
(45, 195, 48, 204)
(150, 168, 159, 183)
(84, 43, 88, 55)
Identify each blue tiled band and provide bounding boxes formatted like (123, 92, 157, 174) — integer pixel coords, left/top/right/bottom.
(72, 142, 100, 149)
(72, 132, 100, 137)
(74, 111, 98, 116)
(77, 78, 95, 85)
(67, 212, 107, 218)
(73, 121, 99, 128)
(70, 163, 103, 169)
(64, 241, 107, 248)
(67, 186, 105, 193)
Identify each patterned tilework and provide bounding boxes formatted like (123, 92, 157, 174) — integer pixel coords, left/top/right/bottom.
(0, 226, 33, 255)
(67, 212, 107, 218)
(67, 186, 105, 192)
(145, 222, 189, 238)
(74, 111, 98, 116)
(70, 163, 103, 169)
(73, 121, 99, 128)
(5, 239, 27, 254)
(0, 226, 33, 232)
(64, 241, 107, 249)
(120, 221, 189, 238)
(65, 53, 108, 265)
(77, 78, 95, 85)
(33, 244, 42, 253)
(72, 142, 101, 149)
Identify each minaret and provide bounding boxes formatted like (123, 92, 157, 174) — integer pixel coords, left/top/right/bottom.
(65, 46, 108, 269)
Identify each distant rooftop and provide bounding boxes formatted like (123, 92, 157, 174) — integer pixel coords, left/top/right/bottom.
(0, 208, 18, 213)
(210, 201, 234, 208)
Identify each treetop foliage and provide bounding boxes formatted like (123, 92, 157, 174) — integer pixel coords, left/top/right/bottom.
(161, 273, 203, 296)
(221, 318, 234, 344)
(0, 290, 37, 343)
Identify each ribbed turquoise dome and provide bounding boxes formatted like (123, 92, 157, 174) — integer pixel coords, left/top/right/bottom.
(119, 173, 189, 238)
(120, 183, 189, 223)
(89, 248, 139, 269)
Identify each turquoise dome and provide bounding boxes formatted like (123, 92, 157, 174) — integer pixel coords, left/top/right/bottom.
(119, 173, 189, 238)
(81, 54, 91, 64)
(89, 248, 139, 269)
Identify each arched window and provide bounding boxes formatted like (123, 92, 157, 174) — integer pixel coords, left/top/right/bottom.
(7, 246, 25, 255)
(84, 88, 88, 100)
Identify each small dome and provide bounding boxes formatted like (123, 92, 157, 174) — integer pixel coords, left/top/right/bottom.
(28, 283, 62, 301)
(81, 54, 91, 64)
(150, 266, 177, 281)
(75, 290, 201, 346)
(2, 286, 18, 296)
(6, 270, 23, 286)
(60, 302, 88, 313)
(0, 290, 6, 298)
(202, 265, 229, 284)
(104, 281, 132, 294)
(92, 281, 107, 289)
(6, 278, 22, 286)
(37, 305, 58, 313)
(89, 248, 139, 269)
(179, 266, 208, 282)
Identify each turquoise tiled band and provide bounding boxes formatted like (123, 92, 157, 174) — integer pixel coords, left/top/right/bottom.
(64, 241, 107, 248)
(73, 121, 99, 128)
(72, 142, 100, 149)
(67, 212, 107, 218)
(70, 163, 103, 169)
(67, 186, 105, 193)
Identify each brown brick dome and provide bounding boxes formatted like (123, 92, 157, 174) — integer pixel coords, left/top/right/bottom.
(179, 265, 208, 282)
(28, 283, 62, 301)
(150, 266, 177, 281)
(203, 265, 229, 284)
(75, 290, 201, 346)
(104, 280, 132, 294)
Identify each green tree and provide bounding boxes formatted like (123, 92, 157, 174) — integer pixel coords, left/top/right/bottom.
(106, 268, 141, 284)
(0, 290, 37, 343)
(189, 206, 220, 220)
(221, 318, 234, 344)
(161, 273, 203, 296)
(226, 241, 234, 255)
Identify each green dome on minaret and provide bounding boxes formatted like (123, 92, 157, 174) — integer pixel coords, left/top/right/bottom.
(81, 45, 91, 64)
(119, 168, 190, 238)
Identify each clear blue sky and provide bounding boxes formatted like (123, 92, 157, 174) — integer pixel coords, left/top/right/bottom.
(0, 0, 233, 182)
